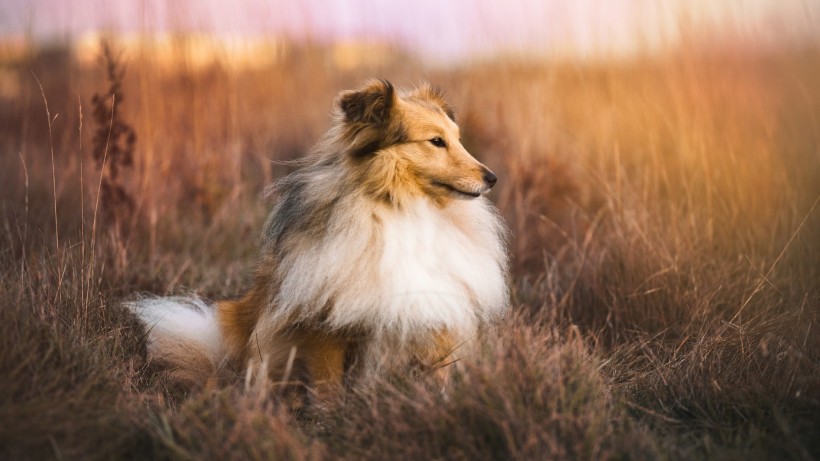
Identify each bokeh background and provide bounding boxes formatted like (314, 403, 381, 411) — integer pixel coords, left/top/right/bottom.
(1, 2, 819, 460)
(3, 0, 819, 60)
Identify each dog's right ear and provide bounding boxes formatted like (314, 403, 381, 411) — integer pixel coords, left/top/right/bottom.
(337, 79, 396, 125)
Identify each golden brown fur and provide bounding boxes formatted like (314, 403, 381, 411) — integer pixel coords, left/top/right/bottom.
(128, 80, 510, 396)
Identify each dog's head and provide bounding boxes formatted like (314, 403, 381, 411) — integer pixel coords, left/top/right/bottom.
(335, 80, 497, 205)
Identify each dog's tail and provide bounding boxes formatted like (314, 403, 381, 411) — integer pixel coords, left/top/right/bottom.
(126, 296, 229, 388)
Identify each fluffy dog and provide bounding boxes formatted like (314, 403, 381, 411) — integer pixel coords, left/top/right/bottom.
(128, 80, 509, 396)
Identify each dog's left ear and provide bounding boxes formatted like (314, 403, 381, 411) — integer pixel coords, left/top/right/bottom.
(337, 79, 396, 125)
(413, 83, 455, 121)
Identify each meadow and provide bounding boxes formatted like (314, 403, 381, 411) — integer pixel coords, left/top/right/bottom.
(0, 38, 818, 460)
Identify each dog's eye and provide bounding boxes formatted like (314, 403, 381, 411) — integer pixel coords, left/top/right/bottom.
(429, 137, 447, 148)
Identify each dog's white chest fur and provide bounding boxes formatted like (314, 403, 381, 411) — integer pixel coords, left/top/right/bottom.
(268, 196, 509, 339)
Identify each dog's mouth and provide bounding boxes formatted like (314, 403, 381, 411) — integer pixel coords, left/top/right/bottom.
(432, 181, 482, 198)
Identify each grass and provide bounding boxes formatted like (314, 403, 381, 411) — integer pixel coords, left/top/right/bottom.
(0, 39, 818, 460)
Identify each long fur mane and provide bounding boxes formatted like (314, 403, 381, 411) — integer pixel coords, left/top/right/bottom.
(127, 80, 510, 387)
(255, 82, 509, 342)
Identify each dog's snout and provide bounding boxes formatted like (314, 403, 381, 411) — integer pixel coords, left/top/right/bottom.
(483, 170, 498, 188)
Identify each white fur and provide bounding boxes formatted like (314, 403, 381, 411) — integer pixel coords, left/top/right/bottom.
(260, 195, 509, 340)
(125, 296, 225, 362)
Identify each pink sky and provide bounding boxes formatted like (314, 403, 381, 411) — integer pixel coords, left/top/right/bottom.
(2, 0, 817, 60)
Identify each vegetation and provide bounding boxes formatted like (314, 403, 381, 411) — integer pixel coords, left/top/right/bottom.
(1, 39, 818, 459)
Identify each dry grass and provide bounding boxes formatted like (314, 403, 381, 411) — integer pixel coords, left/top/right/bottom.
(1, 39, 818, 460)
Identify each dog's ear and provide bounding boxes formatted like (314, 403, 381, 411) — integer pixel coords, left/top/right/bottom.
(337, 80, 396, 125)
(412, 82, 455, 121)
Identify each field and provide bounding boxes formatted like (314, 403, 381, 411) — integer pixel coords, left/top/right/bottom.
(1, 39, 818, 460)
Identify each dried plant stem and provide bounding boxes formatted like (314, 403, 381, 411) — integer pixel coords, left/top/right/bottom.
(78, 97, 87, 321)
(89, 94, 116, 298)
(32, 72, 59, 254)
(732, 195, 820, 324)
(32, 72, 64, 306)
(17, 151, 29, 284)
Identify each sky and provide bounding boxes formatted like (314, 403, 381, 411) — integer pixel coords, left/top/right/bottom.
(1, 0, 818, 60)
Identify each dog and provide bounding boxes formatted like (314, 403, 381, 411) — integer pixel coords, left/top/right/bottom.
(127, 80, 509, 397)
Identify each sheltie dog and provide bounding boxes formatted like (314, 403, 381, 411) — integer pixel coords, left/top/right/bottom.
(127, 80, 509, 397)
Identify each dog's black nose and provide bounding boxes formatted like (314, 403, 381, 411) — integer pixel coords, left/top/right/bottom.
(483, 170, 497, 188)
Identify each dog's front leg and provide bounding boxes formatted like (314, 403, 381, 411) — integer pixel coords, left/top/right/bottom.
(297, 333, 347, 404)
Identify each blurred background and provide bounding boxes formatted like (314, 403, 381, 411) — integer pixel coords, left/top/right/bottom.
(2, 0, 818, 63)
